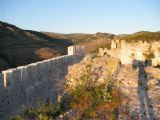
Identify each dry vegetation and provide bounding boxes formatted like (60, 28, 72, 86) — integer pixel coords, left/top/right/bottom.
(117, 31, 160, 43)
(35, 48, 60, 59)
(12, 55, 126, 120)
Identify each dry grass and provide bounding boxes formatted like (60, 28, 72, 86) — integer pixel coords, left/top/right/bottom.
(79, 40, 111, 53)
(35, 48, 60, 59)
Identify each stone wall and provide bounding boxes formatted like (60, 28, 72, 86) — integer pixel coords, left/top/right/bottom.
(0, 73, 3, 87)
(111, 39, 120, 49)
(0, 46, 85, 120)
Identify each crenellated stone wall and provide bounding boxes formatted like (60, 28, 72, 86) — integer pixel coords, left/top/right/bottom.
(0, 46, 85, 120)
(68, 46, 85, 56)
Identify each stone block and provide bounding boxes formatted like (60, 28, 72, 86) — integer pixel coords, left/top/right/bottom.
(43, 61, 51, 80)
(36, 62, 46, 81)
(68, 46, 74, 55)
(0, 73, 3, 87)
(17, 66, 28, 81)
(30, 63, 39, 82)
(53, 59, 59, 81)
(12, 68, 21, 87)
(2, 69, 13, 87)
(17, 66, 30, 89)
(50, 59, 57, 81)
(82, 46, 85, 54)
(27, 65, 36, 85)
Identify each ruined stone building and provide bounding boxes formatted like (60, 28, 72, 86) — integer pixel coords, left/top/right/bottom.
(99, 40, 160, 66)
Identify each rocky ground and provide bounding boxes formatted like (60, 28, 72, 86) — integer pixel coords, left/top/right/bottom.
(115, 64, 160, 120)
(57, 56, 160, 120)
(56, 56, 160, 120)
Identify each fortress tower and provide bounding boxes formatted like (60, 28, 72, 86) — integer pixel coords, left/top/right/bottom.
(68, 46, 85, 56)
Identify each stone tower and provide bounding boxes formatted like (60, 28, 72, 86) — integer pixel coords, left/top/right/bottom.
(68, 46, 85, 56)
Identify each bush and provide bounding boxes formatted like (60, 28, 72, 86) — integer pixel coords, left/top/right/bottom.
(66, 63, 121, 119)
(11, 103, 61, 120)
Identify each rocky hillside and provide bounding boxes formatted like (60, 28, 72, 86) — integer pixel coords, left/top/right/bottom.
(117, 31, 160, 42)
(43, 32, 115, 53)
(64, 56, 160, 119)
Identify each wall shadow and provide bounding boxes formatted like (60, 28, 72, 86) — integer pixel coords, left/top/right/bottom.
(132, 60, 156, 120)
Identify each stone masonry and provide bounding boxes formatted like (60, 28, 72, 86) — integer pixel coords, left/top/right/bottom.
(0, 46, 85, 120)
(99, 40, 160, 66)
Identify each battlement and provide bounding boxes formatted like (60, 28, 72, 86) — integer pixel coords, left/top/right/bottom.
(0, 46, 85, 88)
(0, 46, 85, 119)
(68, 46, 85, 55)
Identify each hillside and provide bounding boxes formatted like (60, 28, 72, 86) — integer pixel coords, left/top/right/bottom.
(43, 32, 115, 53)
(0, 21, 73, 71)
(117, 31, 160, 42)
(0, 22, 115, 71)
(1, 21, 160, 71)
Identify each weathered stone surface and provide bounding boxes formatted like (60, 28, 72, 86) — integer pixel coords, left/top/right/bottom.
(0, 46, 85, 119)
(99, 40, 160, 65)
(0, 73, 3, 87)
(2, 69, 13, 87)
(37, 62, 45, 81)
(12, 68, 21, 87)
(68, 46, 85, 56)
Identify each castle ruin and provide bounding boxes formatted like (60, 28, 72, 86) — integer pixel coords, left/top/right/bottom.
(99, 40, 160, 66)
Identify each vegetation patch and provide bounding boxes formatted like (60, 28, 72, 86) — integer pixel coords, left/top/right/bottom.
(11, 56, 124, 120)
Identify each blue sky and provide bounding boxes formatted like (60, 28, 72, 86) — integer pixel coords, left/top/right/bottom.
(0, 0, 160, 34)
